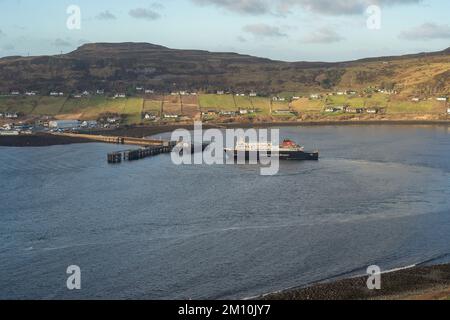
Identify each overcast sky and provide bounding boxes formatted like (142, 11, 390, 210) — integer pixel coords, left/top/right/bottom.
(0, 0, 449, 61)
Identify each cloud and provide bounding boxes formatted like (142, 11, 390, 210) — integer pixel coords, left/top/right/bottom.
(0, 29, 5, 37)
(129, 8, 161, 20)
(243, 23, 287, 38)
(96, 10, 117, 20)
(191, 0, 422, 16)
(399, 23, 450, 41)
(151, 2, 165, 10)
(280, 0, 422, 16)
(53, 38, 72, 47)
(192, 0, 270, 15)
(303, 28, 344, 43)
(237, 35, 247, 42)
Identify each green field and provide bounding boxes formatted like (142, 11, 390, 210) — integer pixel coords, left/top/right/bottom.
(198, 94, 236, 110)
(1, 93, 447, 124)
(0, 96, 41, 114)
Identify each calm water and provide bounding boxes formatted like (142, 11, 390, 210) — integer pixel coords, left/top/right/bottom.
(1, 125, 450, 299)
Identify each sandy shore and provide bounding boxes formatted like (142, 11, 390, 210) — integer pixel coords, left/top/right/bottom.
(262, 264, 450, 300)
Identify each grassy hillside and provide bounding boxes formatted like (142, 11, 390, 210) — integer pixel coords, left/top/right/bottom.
(1, 92, 448, 124)
(0, 43, 448, 96)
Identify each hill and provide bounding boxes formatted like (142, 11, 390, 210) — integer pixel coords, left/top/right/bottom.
(0, 43, 449, 96)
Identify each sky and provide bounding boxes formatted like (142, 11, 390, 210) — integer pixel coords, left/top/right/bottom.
(0, 0, 449, 61)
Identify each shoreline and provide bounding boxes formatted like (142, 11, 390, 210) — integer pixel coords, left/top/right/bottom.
(1, 119, 449, 147)
(92, 119, 450, 138)
(0, 133, 93, 147)
(262, 263, 450, 300)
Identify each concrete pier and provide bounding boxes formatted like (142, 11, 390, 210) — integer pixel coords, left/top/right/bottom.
(107, 142, 178, 164)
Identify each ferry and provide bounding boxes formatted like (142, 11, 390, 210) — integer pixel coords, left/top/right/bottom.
(225, 139, 319, 161)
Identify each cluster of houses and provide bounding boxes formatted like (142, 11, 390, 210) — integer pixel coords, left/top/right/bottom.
(0, 112, 19, 119)
(170, 91, 197, 96)
(410, 96, 448, 102)
(201, 109, 260, 117)
(324, 106, 386, 114)
(0, 122, 33, 136)
(216, 91, 259, 97)
(48, 120, 99, 131)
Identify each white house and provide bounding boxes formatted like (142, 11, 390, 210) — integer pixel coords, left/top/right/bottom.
(164, 114, 179, 119)
(25, 91, 37, 96)
(366, 108, 379, 114)
(0, 130, 20, 136)
(436, 97, 448, 102)
(145, 89, 155, 94)
(96, 89, 105, 95)
(114, 93, 126, 99)
(292, 96, 300, 100)
(81, 120, 98, 128)
(310, 94, 320, 99)
(10, 91, 20, 96)
(5, 112, 18, 118)
(411, 97, 420, 102)
(2, 123, 12, 130)
(217, 91, 224, 95)
(447, 108, 450, 115)
(249, 92, 257, 97)
(144, 113, 156, 120)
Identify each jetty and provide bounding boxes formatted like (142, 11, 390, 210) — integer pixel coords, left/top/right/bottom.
(51, 132, 167, 146)
(50, 132, 208, 164)
(107, 144, 177, 164)
(51, 132, 179, 164)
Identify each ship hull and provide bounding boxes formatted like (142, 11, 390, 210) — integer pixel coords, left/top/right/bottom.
(228, 150, 319, 161)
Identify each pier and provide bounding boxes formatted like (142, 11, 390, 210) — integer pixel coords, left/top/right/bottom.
(49, 132, 208, 165)
(108, 142, 177, 164)
(51, 132, 166, 146)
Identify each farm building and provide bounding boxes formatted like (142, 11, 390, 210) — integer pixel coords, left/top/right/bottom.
(345, 107, 364, 114)
(49, 120, 80, 129)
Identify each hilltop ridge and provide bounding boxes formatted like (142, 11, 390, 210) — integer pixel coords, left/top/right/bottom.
(0, 42, 448, 95)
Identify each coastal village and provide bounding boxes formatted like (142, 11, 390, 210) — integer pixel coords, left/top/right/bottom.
(0, 86, 449, 136)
